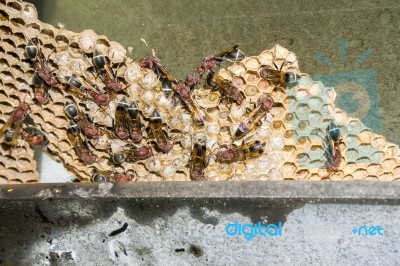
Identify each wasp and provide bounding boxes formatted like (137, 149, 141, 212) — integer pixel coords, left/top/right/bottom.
(190, 143, 208, 181)
(139, 56, 177, 84)
(174, 81, 207, 126)
(91, 169, 134, 182)
(197, 45, 245, 77)
(234, 95, 274, 140)
(0, 102, 30, 146)
(215, 140, 264, 163)
(184, 73, 200, 90)
(126, 101, 144, 143)
(326, 121, 344, 170)
(66, 74, 113, 108)
(112, 100, 130, 140)
(206, 71, 245, 105)
(64, 102, 102, 140)
(25, 39, 59, 86)
(111, 145, 153, 164)
(25, 39, 59, 104)
(147, 109, 173, 153)
(66, 121, 97, 165)
(21, 127, 49, 150)
(259, 60, 298, 88)
(92, 50, 124, 92)
(32, 72, 51, 105)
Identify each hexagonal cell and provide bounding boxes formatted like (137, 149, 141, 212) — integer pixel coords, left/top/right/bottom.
(309, 82, 323, 96)
(266, 137, 285, 153)
(352, 169, 368, 180)
(229, 62, 247, 76)
(297, 136, 311, 147)
(341, 163, 358, 176)
(270, 120, 286, 135)
(320, 103, 335, 117)
(255, 127, 272, 139)
(286, 95, 298, 112)
(309, 173, 321, 181)
(244, 57, 261, 71)
(283, 145, 297, 152)
(334, 110, 349, 124)
(244, 72, 259, 84)
(244, 85, 259, 97)
(269, 103, 286, 120)
(294, 103, 310, 120)
(330, 170, 344, 180)
(296, 89, 310, 100)
(385, 144, 400, 158)
(256, 79, 272, 93)
(382, 158, 397, 171)
(370, 151, 384, 163)
(257, 50, 273, 65)
(296, 153, 311, 167)
(346, 148, 359, 162)
(284, 129, 298, 140)
(268, 168, 283, 180)
(296, 120, 310, 136)
(282, 163, 296, 177)
(307, 111, 324, 127)
(346, 119, 363, 135)
(267, 153, 284, 167)
(307, 97, 324, 111)
(232, 76, 246, 88)
(295, 169, 310, 180)
(372, 136, 387, 150)
(0, 10, 9, 21)
(271, 87, 286, 103)
(356, 157, 371, 164)
(379, 172, 394, 181)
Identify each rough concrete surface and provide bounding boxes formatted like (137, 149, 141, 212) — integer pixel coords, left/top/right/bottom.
(0, 198, 399, 265)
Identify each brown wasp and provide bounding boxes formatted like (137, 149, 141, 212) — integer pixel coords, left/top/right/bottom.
(259, 59, 299, 88)
(92, 50, 124, 92)
(112, 99, 130, 140)
(140, 56, 177, 84)
(91, 169, 135, 182)
(32, 72, 50, 105)
(234, 95, 274, 140)
(215, 140, 264, 163)
(206, 71, 245, 105)
(111, 145, 153, 164)
(197, 45, 245, 77)
(326, 121, 344, 170)
(126, 101, 144, 143)
(0, 102, 30, 146)
(64, 102, 102, 140)
(174, 81, 207, 126)
(190, 143, 208, 181)
(25, 39, 59, 104)
(21, 127, 49, 150)
(147, 109, 173, 153)
(66, 74, 113, 108)
(66, 121, 97, 165)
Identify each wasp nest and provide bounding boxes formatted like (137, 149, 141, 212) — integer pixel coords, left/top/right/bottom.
(0, 0, 399, 184)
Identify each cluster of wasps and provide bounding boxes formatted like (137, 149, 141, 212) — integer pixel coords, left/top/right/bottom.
(0, 36, 342, 182)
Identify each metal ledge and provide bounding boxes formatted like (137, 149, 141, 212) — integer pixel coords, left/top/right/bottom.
(0, 181, 399, 201)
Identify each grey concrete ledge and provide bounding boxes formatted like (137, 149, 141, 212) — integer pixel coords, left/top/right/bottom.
(0, 181, 399, 201)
